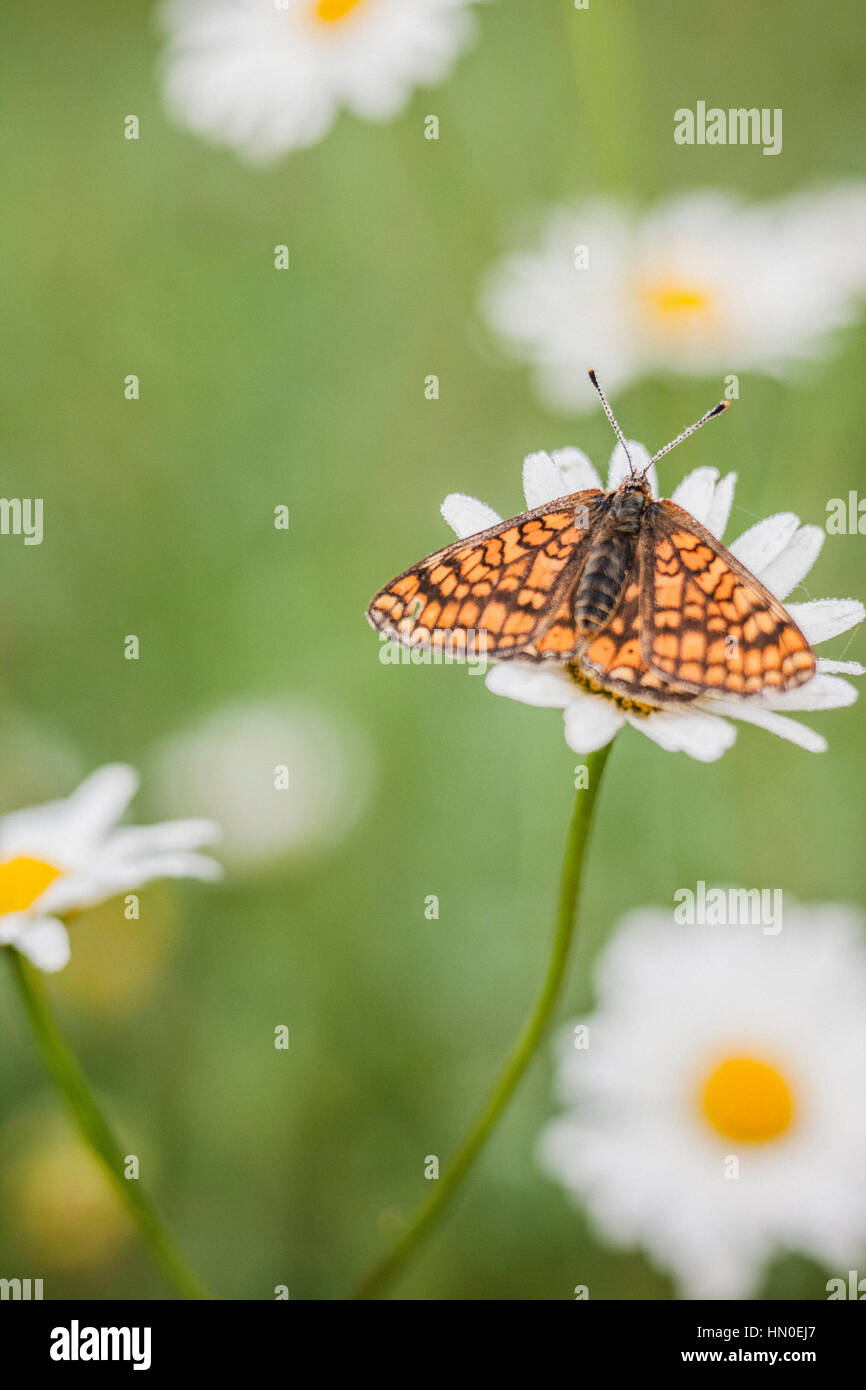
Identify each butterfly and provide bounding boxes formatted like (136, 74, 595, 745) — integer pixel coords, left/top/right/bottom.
(366, 371, 816, 707)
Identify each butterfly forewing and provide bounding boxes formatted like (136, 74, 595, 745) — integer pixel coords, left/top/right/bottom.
(366, 489, 605, 655)
(640, 500, 816, 696)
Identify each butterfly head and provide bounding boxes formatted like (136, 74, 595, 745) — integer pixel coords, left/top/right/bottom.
(616, 473, 652, 499)
(587, 369, 730, 485)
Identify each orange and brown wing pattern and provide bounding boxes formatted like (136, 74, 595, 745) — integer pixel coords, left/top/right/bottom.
(366, 490, 605, 657)
(530, 589, 585, 660)
(574, 555, 702, 706)
(641, 500, 816, 696)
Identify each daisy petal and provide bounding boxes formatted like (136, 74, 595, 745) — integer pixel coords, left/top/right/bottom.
(708, 700, 827, 752)
(635, 709, 737, 761)
(0, 911, 27, 946)
(562, 693, 625, 753)
(42, 852, 223, 914)
(38, 876, 120, 915)
(60, 765, 140, 847)
(485, 661, 574, 709)
(704, 472, 737, 539)
(607, 441, 657, 497)
(757, 673, 859, 712)
(670, 468, 719, 526)
(116, 852, 224, 885)
(786, 598, 865, 645)
(15, 916, 71, 973)
(106, 819, 222, 858)
(523, 451, 568, 509)
(550, 447, 603, 494)
(759, 525, 824, 600)
(440, 493, 501, 539)
(0, 802, 69, 856)
(729, 513, 800, 574)
(817, 658, 866, 675)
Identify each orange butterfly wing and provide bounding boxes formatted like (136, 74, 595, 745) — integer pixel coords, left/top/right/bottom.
(575, 560, 703, 706)
(366, 490, 605, 657)
(640, 500, 816, 696)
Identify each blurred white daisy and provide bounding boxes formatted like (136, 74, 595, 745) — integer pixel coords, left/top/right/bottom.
(158, 0, 482, 164)
(442, 443, 863, 761)
(147, 699, 374, 872)
(481, 187, 866, 411)
(539, 901, 866, 1299)
(0, 765, 221, 974)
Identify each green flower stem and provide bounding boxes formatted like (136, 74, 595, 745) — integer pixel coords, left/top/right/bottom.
(6, 950, 211, 1301)
(352, 741, 613, 1300)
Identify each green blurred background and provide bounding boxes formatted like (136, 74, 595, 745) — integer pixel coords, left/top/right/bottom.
(1, 0, 865, 1299)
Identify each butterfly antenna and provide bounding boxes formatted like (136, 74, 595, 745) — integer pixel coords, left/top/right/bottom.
(648, 400, 730, 469)
(588, 368, 634, 475)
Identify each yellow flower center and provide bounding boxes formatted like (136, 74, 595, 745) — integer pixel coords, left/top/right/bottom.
(0, 856, 62, 915)
(640, 281, 714, 326)
(700, 1054, 796, 1144)
(312, 0, 367, 24)
(566, 664, 660, 717)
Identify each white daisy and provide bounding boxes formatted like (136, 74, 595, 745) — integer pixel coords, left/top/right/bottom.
(147, 699, 374, 872)
(0, 765, 221, 974)
(481, 187, 866, 411)
(538, 901, 866, 1300)
(441, 435, 863, 762)
(158, 0, 482, 164)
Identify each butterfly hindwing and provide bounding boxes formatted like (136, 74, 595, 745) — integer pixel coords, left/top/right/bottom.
(366, 490, 605, 656)
(641, 500, 816, 696)
(574, 548, 704, 705)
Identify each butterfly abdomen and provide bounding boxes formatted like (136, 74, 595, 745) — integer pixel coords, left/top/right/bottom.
(573, 490, 647, 632)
